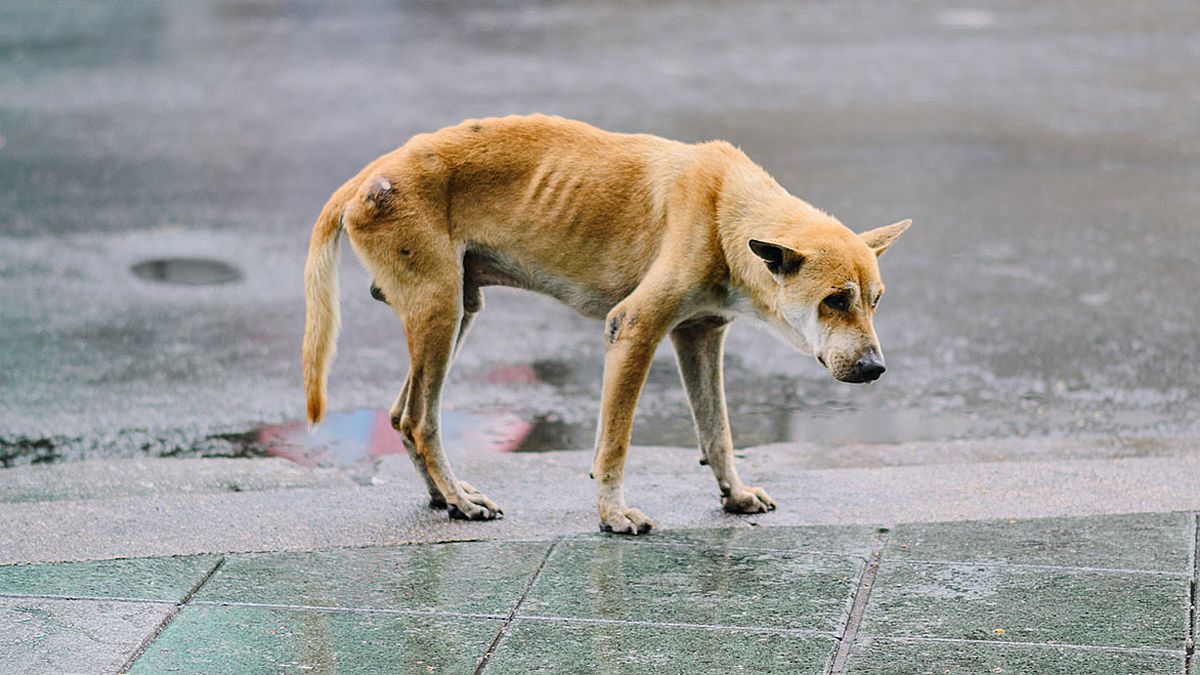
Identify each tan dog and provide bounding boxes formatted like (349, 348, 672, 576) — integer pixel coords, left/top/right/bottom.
(303, 114, 910, 534)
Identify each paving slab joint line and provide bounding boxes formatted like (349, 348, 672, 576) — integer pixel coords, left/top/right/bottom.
(474, 538, 560, 674)
(873, 635, 1186, 658)
(893, 557, 1192, 577)
(514, 614, 835, 637)
(1186, 512, 1198, 674)
(0, 592, 179, 605)
(827, 527, 889, 675)
(190, 599, 508, 621)
(117, 556, 226, 674)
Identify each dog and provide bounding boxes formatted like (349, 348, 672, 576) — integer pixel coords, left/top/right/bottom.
(303, 114, 910, 534)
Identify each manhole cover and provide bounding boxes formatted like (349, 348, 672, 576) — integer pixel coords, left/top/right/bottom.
(131, 257, 243, 285)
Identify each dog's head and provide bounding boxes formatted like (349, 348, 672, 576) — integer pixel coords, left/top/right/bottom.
(748, 218, 910, 383)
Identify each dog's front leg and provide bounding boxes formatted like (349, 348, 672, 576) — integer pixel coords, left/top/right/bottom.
(670, 317, 776, 514)
(592, 299, 677, 535)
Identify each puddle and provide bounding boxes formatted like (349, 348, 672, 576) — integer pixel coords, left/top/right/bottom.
(256, 408, 534, 469)
(131, 257, 243, 285)
(247, 404, 983, 473)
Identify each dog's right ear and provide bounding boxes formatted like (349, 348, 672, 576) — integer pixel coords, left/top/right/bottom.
(748, 239, 804, 278)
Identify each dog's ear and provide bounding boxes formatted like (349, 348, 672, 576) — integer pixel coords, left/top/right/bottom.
(859, 219, 912, 257)
(748, 239, 804, 277)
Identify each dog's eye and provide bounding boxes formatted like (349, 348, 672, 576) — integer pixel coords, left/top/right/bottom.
(823, 293, 851, 312)
(872, 294, 881, 309)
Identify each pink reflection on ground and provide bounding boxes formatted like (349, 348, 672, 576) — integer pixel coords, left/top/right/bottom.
(259, 408, 533, 468)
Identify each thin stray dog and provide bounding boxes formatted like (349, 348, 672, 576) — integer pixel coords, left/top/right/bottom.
(303, 114, 910, 534)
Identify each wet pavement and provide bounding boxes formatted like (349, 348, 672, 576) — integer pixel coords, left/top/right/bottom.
(1, 0, 1198, 468)
(0, 513, 1192, 674)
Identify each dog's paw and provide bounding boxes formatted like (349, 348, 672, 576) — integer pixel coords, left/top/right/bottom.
(447, 482, 503, 520)
(598, 507, 655, 535)
(723, 486, 777, 514)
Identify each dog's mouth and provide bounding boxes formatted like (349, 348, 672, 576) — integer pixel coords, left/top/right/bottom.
(816, 355, 827, 367)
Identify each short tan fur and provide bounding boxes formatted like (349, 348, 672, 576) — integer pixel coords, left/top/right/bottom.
(303, 114, 910, 532)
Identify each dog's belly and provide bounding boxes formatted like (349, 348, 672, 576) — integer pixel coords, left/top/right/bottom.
(464, 244, 625, 319)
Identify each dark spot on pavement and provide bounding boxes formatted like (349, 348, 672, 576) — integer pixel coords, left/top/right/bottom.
(131, 257, 243, 285)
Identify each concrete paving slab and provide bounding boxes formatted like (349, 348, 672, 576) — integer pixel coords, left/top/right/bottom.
(0, 596, 172, 675)
(2, 513, 1189, 673)
(861, 561, 1188, 650)
(8, 446, 1200, 564)
(489, 619, 837, 675)
(194, 541, 551, 616)
(520, 539, 861, 633)
(887, 512, 1193, 572)
(0, 457, 354, 504)
(844, 637, 1182, 675)
(128, 604, 499, 674)
(0, 555, 216, 602)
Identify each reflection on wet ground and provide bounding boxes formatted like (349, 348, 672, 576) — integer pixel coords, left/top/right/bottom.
(251, 403, 983, 471)
(247, 354, 992, 473)
(0, 353, 1172, 472)
(0, 336, 1181, 478)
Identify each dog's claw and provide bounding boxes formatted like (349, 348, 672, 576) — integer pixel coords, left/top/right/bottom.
(723, 486, 777, 514)
(599, 507, 655, 535)
(446, 481, 503, 520)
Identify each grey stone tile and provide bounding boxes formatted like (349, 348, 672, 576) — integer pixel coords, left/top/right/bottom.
(0, 596, 172, 675)
(130, 604, 499, 674)
(845, 637, 1183, 675)
(887, 512, 1192, 572)
(0, 555, 217, 602)
(521, 539, 862, 632)
(195, 541, 551, 615)
(488, 618, 837, 674)
(861, 561, 1189, 650)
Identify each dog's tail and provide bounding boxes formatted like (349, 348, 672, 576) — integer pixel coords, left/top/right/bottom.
(302, 186, 354, 426)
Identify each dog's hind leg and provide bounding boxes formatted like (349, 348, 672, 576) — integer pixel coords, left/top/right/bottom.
(388, 376, 447, 508)
(383, 272, 501, 521)
(383, 283, 482, 510)
(670, 317, 776, 514)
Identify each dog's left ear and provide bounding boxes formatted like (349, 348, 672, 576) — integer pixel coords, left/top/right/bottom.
(859, 219, 912, 257)
(748, 239, 804, 278)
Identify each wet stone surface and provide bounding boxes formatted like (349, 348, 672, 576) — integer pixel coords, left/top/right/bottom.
(194, 542, 552, 616)
(129, 604, 500, 675)
(0, 554, 217, 602)
(520, 539, 863, 632)
(0, 596, 173, 675)
(844, 637, 1183, 675)
(0, 514, 1192, 673)
(489, 620, 837, 675)
(861, 561, 1188, 649)
(886, 512, 1193, 572)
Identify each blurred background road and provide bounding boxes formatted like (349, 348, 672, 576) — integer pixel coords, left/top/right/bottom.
(2, 0, 1197, 473)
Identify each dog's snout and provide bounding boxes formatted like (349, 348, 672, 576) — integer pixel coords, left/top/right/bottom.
(851, 351, 886, 382)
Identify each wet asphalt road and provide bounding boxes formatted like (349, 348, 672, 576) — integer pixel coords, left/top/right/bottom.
(1, 0, 1197, 465)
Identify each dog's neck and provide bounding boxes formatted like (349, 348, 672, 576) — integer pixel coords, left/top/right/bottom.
(712, 159, 829, 322)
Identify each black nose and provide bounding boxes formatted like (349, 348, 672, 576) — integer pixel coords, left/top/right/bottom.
(852, 352, 886, 382)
